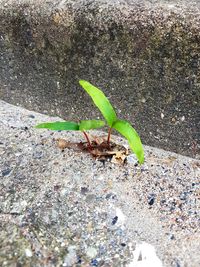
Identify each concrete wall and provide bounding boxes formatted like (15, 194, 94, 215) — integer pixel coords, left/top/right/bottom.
(0, 0, 199, 157)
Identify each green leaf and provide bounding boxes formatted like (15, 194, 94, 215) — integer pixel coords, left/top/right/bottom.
(112, 119, 144, 164)
(79, 80, 117, 127)
(35, 121, 79, 131)
(79, 120, 105, 131)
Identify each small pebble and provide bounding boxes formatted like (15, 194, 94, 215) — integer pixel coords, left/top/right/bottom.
(63, 246, 77, 267)
(86, 247, 98, 258)
(179, 192, 188, 201)
(2, 168, 12, 176)
(91, 259, 98, 266)
(28, 114, 35, 118)
(57, 139, 68, 149)
(112, 216, 118, 225)
(81, 187, 89, 194)
(126, 154, 138, 165)
(25, 248, 32, 257)
(148, 194, 156, 206)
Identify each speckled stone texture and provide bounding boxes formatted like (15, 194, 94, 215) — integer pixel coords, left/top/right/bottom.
(0, 0, 199, 158)
(0, 100, 200, 267)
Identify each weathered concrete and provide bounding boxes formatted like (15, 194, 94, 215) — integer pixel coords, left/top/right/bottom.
(0, 0, 199, 158)
(0, 100, 200, 267)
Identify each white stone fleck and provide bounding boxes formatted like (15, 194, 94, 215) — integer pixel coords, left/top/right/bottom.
(141, 98, 146, 103)
(181, 116, 185, 121)
(115, 207, 125, 225)
(60, 189, 68, 197)
(86, 247, 98, 258)
(126, 154, 138, 165)
(10, 200, 28, 213)
(63, 246, 77, 267)
(25, 248, 33, 257)
(128, 242, 163, 267)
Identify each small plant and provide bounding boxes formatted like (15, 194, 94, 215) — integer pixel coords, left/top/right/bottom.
(35, 80, 144, 164)
(79, 80, 144, 164)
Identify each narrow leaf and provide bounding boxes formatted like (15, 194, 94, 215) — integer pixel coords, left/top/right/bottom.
(112, 119, 144, 164)
(79, 120, 105, 131)
(79, 80, 117, 127)
(35, 121, 79, 131)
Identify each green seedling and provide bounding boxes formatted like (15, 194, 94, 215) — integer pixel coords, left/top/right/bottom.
(35, 80, 144, 164)
(79, 80, 144, 164)
(35, 119, 105, 148)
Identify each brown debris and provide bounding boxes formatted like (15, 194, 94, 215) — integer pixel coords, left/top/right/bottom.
(56, 138, 130, 164)
(56, 138, 80, 151)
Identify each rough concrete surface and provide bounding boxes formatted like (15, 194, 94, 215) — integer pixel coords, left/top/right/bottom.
(0, 0, 199, 158)
(0, 100, 199, 267)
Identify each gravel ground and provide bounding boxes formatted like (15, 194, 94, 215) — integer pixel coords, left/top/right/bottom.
(0, 100, 199, 267)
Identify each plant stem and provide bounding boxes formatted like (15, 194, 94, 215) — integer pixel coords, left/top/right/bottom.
(107, 127, 112, 146)
(82, 131, 92, 149)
